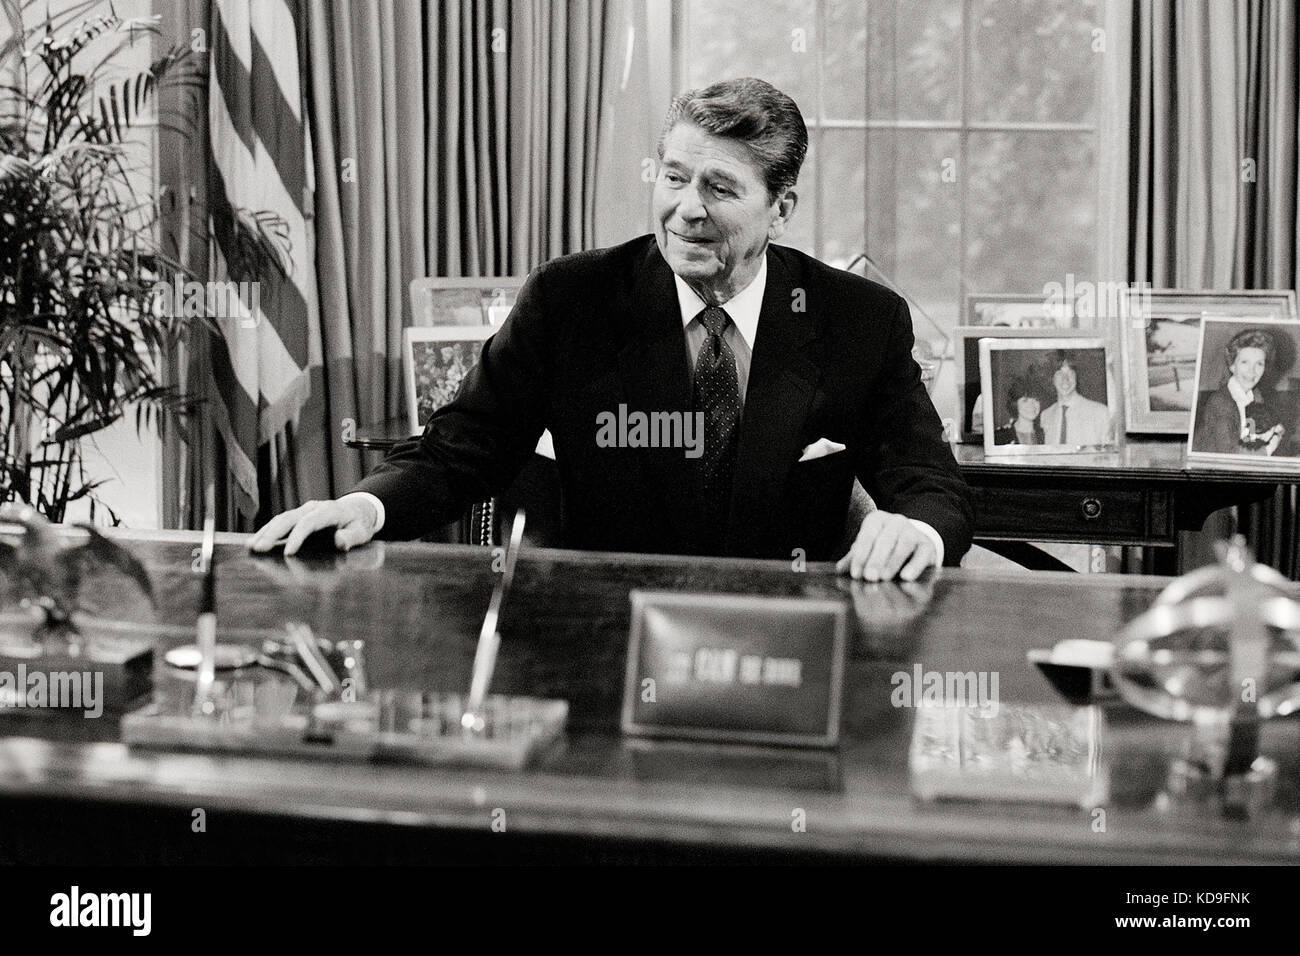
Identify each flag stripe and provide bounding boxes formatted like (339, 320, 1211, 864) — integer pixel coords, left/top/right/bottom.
(208, 0, 319, 517)
(210, 10, 254, 155)
(208, 86, 311, 286)
(211, 11, 306, 206)
(250, 0, 303, 123)
(208, 161, 312, 368)
(249, 34, 306, 206)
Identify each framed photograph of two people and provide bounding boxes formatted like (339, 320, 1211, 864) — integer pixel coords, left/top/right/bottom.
(979, 338, 1121, 456)
(1186, 316, 1300, 470)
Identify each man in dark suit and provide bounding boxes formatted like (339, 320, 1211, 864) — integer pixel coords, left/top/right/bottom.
(251, 77, 972, 580)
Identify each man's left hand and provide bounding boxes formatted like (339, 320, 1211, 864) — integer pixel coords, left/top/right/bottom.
(836, 509, 936, 582)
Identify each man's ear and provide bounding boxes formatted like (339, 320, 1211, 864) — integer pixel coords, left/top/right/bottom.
(768, 189, 798, 240)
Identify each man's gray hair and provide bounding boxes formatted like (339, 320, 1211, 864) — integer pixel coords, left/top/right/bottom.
(657, 77, 808, 201)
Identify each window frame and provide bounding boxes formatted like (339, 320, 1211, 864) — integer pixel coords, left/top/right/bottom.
(672, 0, 1132, 330)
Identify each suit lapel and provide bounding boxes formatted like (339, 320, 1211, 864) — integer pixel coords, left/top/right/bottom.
(725, 248, 821, 555)
(617, 245, 703, 552)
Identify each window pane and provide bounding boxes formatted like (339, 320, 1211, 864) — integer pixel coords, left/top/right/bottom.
(682, 0, 818, 112)
(866, 0, 962, 122)
(780, 137, 818, 256)
(865, 130, 962, 330)
(821, 0, 867, 121)
(817, 130, 866, 268)
(965, 131, 1097, 293)
(969, 0, 1100, 123)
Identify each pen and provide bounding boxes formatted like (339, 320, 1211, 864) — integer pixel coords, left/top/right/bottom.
(192, 484, 217, 717)
(462, 509, 526, 733)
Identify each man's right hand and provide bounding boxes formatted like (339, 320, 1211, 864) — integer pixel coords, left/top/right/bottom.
(248, 496, 380, 555)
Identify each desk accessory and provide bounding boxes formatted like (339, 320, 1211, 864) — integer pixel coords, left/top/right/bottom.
(622, 591, 849, 747)
(1112, 535, 1300, 814)
(1027, 639, 1119, 705)
(0, 504, 155, 713)
(124, 508, 568, 768)
(909, 703, 1109, 807)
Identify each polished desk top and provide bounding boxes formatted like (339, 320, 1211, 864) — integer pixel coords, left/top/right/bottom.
(956, 436, 1297, 484)
(2, 528, 1299, 864)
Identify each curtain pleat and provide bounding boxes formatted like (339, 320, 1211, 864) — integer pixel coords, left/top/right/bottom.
(282, 0, 616, 488)
(1132, 0, 1300, 579)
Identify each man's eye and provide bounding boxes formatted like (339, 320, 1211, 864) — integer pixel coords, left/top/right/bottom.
(663, 171, 685, 184)
(712, 185, 733, 197)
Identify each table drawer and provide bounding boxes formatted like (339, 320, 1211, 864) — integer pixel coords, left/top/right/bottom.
(971, 484, 1173, 544)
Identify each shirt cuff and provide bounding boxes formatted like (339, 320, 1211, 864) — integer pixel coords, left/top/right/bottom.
(339, 491, 385, 535)
(908, 518, 944, 568)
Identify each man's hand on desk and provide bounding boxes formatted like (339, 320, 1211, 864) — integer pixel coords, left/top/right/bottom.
(248, 495, 381, 556)
(836, 509, 937, 582)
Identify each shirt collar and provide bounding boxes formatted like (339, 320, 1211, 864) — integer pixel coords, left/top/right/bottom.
(673, 255, 766, 351)
(1227, 377, 1254, 406)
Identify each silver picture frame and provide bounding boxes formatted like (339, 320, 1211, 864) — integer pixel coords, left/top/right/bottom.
(1121, 289, 1297, 434)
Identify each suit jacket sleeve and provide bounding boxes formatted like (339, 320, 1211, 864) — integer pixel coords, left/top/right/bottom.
(857, 296, 974, 564)
(351, 269, 555, 539)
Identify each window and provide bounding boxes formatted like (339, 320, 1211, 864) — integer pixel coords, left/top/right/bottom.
(676, 0, 1124, 350)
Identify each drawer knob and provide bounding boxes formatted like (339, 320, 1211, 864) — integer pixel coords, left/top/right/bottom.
(1080, 497, 1103, 520)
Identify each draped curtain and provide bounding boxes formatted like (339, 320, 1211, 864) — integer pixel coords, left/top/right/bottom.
(303, 0, 613, 462)
(1130, 0, 1299, 578)
(171, 0, 644, 524)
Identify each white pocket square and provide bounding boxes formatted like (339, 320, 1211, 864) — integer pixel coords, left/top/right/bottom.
(798, 438, 847, 462)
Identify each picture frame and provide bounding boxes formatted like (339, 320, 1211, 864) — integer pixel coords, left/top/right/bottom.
(1120, 289, 1297, 434)
(408, 276, 524, 328)
(980, 337, 1121, 457)
(1186, 316, 1300, 470)
(954, 326, 1098, 442)
(403, 326, 495, 433)
(965, 293, 1079, 330)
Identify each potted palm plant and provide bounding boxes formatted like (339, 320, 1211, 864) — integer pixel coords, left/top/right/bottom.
(0, 0, 285, 523)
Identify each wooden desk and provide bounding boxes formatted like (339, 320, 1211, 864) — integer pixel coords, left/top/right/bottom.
(955, 439, 1287, 573)
(1, 529, 1298, 864)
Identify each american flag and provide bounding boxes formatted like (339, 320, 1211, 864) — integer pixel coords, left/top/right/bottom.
(206, 0, 319, 519)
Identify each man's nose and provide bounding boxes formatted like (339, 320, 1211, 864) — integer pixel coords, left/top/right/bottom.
(676, 184, 707, 221)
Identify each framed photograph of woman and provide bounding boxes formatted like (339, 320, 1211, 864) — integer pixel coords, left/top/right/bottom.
(1121, 289, 1296, 434)
(403, 326, 494, 433)
(1186, 317, 1300, 469)
(979, 338, 1121, 456)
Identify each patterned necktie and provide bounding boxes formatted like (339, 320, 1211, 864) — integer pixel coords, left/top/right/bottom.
(693, 306, 741, 551)
(1059, 405, 1069, 444)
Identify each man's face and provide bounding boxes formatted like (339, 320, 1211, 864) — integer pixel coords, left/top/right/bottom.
(1052, 362, 1077, 399)
(653, 122, 795, 302)
(1230, 346, 1267, 391)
